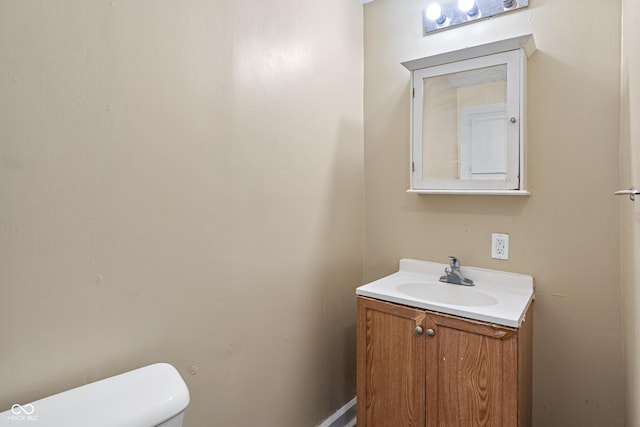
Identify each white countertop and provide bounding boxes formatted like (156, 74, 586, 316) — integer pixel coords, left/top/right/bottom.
(356, 258, 534, 328)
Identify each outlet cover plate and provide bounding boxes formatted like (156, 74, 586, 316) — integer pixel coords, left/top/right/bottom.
(492, 233, 509, 260)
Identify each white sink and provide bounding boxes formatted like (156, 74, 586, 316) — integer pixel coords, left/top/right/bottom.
(396, 281, 499, 307)
(356, 259, 534, 327)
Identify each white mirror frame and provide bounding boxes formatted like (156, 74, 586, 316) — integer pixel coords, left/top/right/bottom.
(402, 34, 536, 196)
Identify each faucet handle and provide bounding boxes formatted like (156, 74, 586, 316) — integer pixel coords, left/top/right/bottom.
(448, 256, 460, 268)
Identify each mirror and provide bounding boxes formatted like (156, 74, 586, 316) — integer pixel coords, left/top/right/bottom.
(422, 63, 507, 181)
(402, 35, 535, 195)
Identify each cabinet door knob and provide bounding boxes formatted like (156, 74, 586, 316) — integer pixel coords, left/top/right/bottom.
(415, 326, 423, 335)
(426, 328, 436, 337)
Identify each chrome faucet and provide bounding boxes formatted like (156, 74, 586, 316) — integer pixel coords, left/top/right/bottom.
(439, 256, 474, 286)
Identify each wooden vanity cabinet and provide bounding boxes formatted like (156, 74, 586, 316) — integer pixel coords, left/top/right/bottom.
(356, 296, 532, 427)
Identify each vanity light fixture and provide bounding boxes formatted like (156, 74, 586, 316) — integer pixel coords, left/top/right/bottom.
(423, 0, 528, 35)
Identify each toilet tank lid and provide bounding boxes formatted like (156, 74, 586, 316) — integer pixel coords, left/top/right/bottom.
(3, 363, 190, 427)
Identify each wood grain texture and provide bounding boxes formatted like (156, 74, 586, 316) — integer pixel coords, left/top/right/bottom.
(357, 297, 533, 427)
(428, 311, 520, 427)
(357, 297, 426, 427)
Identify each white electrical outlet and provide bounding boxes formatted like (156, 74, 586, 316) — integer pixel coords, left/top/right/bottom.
(491, 233, 509, 260)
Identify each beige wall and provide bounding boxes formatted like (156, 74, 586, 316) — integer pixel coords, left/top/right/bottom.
(0, 1, 363, 425)
(364, 0, 624, 426)
(620, 0, 640, 424)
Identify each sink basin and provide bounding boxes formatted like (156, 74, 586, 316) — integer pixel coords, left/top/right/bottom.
(396, 282, 499, 307)
(356, 258, 534, 327)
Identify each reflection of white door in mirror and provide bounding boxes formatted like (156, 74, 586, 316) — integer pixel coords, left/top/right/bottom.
(402, 34, 535, 195)
(459, 103, 507, 181)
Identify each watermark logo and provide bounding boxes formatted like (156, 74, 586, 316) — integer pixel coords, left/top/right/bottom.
(6, 404, 38, 422)
(11, 405, 34, 416)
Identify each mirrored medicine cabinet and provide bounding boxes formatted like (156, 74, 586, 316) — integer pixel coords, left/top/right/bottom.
(402, 34, 535, 195)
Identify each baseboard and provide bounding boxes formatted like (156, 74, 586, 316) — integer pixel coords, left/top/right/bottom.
(317, 397, 356, 427)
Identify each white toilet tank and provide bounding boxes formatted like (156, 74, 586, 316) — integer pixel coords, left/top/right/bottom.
(0, 363, 190, 427)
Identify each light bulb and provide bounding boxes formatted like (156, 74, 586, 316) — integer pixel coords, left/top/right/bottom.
(458, 0, 479, 17)
(426, 3, 446, 25)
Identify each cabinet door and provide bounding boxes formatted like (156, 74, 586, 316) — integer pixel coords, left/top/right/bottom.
(426, 313, 518, 426)
(357, 297, 427, 427)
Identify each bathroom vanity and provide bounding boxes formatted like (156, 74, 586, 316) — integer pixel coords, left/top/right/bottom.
(356, 259, 533, 426)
